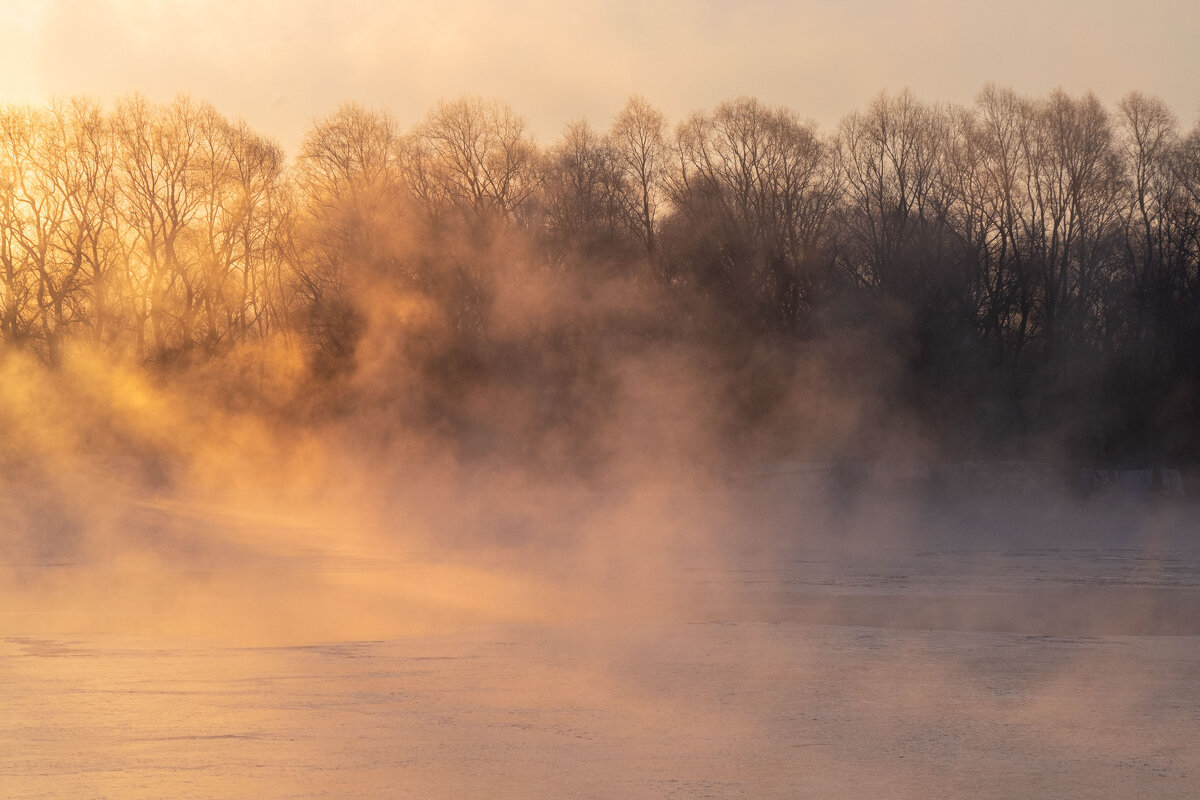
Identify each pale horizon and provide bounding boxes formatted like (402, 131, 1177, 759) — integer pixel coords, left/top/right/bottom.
(2, 0, 1198, 153)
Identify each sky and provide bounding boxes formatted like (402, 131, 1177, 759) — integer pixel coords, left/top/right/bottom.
(1, 0, 1197, 155)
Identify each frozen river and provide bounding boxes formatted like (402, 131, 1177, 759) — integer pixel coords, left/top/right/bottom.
(3, 489, 1200, 799)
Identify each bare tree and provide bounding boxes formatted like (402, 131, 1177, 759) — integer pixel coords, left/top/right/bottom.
(943, 86, 1041, 368)
(411, 96, 540, 230)
(1024, 90, 1125, 371)
(48, 99, 128, 352)
(293, 103, 407, 374)
(296, 103, 404, 215)
(835, 89, 952, 298)
(610, 96, 667, 257)
(0, 105, 94, 364)
(540, 119, 633, 263)
(0, 109, 44, 352)
(184, 108, 290, 352)
(113, 95, 208, 358)
(224, 121, 290, 340)
(665, 96, 836, 330)
(1117, 91, 1184, 333)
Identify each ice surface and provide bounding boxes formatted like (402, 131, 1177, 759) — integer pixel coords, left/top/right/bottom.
(3, 490, 1200, 799)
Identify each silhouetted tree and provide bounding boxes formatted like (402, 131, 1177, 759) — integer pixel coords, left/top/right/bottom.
(540, 119, 635, 264)
(667, 97, 837, 334)
(0, 87, 1198, 465)
(293, 103, 406, 375)
(610, 95, 668, 259)
(410, 97, 540, 232)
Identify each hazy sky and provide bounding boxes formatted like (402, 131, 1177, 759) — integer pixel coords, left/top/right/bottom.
(2, 0, 1197, 154)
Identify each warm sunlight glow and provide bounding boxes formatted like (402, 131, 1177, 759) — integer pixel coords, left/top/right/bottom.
(2, 3, 1199, 798)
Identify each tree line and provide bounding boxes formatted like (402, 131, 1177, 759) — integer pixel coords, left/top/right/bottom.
(3, 88, 1199, 465)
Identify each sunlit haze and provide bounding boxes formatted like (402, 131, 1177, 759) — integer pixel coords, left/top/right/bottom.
(4, 2, 1200, 798)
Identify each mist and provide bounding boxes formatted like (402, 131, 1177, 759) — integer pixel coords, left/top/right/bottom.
(2, 87, 1200, 798)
